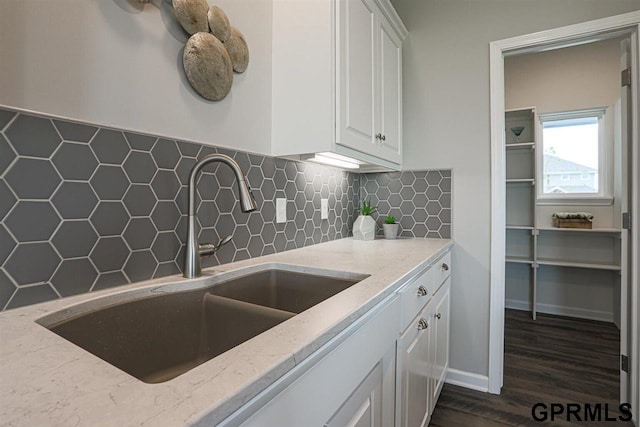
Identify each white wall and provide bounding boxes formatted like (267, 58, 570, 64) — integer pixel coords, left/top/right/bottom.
(390, 0, 639, 378)
(0, 0, 273, 155)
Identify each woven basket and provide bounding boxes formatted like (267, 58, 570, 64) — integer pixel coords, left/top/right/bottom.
(552, 218, 592, 229)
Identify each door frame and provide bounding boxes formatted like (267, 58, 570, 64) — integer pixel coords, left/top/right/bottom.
(487, 11, 640, 414)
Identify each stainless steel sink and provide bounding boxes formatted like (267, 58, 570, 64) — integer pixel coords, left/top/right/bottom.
(39, 266, 368, 383)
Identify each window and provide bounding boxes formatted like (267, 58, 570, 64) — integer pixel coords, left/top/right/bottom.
(538, 108, 611, 204)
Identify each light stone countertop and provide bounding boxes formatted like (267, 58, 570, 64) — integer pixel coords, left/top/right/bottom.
(0, 237, 452, 427)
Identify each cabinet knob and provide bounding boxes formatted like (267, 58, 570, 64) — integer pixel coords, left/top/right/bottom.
(417, 286, 428, 297)
(417, 318, 428, 330)
(381, 134, 386, 141)
(441, 263, 449, 271)
(375, 133, 383, 141)
(435, 313, 442, 320)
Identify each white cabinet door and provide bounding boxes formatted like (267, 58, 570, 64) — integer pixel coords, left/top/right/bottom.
(378, 17, 402, 164)
(325, 342, 395, 427)
(430, 279, 451, 409)
(398, 313, 432, 427)
(338, 0, 377, 154)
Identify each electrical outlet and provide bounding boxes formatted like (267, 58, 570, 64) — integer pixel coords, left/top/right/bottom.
(276, 198, 287, 223)
(321, 199, 328, 220)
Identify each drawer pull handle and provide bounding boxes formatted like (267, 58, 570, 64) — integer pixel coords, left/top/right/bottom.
(441, 263, 449, 271)
(417, 286, 428, 297)
(435, 313, 442, 320)
(417, 318, 428, 330)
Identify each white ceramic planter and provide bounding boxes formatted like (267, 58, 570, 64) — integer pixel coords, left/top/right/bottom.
(383, 223, 399, 240)
(353, 215, 376, 241)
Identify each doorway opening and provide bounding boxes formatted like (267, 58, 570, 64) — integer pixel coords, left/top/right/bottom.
(488, 12, 639, 424)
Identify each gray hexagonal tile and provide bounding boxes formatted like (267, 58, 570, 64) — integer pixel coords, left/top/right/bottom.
(399, 200, 415, 217)
(5, 115, 61, 157)
(0, 180, 17, 221)
(400, 173, 415, 186)
(123, 151, 156, 184)
(51, 258, 98, 296)
(5, 201, 60, 242)
(197, 201, 219, 228)
(52, 142, 99, 180)
(151, 170, 180, 200)
(233, 225, 250, 249)
(0, 224, 16, 265)
(124, 250, 157, 282)
(439, 208, 451, 224)
(426, 216, 442, 231)
(152, 139, 180, 169)
(426, 171, 442, 185)
(413, 177, 428, 193)
(151, 232, 180, 262)
(90, 202, 130, 236)
(197, 173, 220, 200)
(426, 185, 442, 200)
(439, 224, 451, 238)
(388, 193, 402, 208)
(6, 284, 58, 309)
(439, 193, 451, 209)
(260, 222, 276, 244)
(90, 165, 129, 200)
(151, 201, 181, 231)
(90, 237, 130, 272)
(90, 129, 129, 165)
(441, 170, 451, 178)
(176, 140, 200, 157)
(413, 208, 428, 223)
(5, 242, 60, 285)
(247, 235, 263, 258)
(124, 132, 156, 151)
(426, 201, 442, 216)
(0, 270, 16, 310)
(123, 185, 156, 217)
(246, 213, 263, 235)
(413, 193, 428, 209)
(92, 271, 129, 291)
(124, 217, 157, 250)
(52, 221, 99, 258)
(214, 213, 235, 238)
(154, 261, 181, 278)
(52, 120, 98, 142)
(400, 186, 416, 201)
(175, 157, 197, 185)
(260, 180, 276, 201)
(52, 182, 98, 219)
(5, 158, 61, 199)
(0, 134, 16, 174)
(388, 179, 402, 194)
(440, 177, 451, 193)
(0, 109, 16, 130)
(247, 166, 264, 188)
(215, 188, 237, 212)
(412, 223, 428, 237)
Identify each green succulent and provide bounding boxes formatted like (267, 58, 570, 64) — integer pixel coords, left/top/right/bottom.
(385, 215, 396, 224)
(357, 198, 378, 216)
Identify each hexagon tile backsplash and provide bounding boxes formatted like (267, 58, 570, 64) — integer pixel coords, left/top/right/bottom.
(0, 107, 451, 311)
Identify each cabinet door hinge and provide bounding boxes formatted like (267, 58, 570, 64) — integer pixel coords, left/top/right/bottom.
(621, 68, 631, 87)
(621, 354, 629, 373)
(622, 212, 631, 231)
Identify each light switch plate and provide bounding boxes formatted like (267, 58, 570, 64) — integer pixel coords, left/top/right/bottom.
(321, 199, 328, 220)
(276, 198, 287, 223)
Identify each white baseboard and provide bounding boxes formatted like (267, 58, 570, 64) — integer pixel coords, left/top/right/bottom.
(505, 299, 613, 323)
(445, 368, 489, 393)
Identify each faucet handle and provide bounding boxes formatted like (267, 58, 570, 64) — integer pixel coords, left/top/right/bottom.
(198, 235, 233, 257)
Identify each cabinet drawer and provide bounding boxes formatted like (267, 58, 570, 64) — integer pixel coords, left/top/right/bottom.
(432, 252, 451, 290)
(399, 267, 434, 333)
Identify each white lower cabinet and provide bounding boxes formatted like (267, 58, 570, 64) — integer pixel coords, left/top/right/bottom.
(222, 250, 451, 427)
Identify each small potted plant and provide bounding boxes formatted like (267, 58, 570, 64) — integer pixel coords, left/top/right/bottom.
(383, 215, 399, 240)
(353, 199, 378, 241)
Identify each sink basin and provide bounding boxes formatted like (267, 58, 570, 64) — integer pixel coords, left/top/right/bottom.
(39, 266, 368, 383)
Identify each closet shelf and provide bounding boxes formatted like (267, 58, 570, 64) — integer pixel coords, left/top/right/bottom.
(506, 225, 534, 230)
(536, 259, 621, 271)
(505, 142, 535, 150)
(506, 178, 535, 184)
(537, 227, 621, 234)
(506, 256, 534, 265)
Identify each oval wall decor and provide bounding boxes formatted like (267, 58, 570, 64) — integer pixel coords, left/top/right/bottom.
(172, 0, 209, 35)
(208, 6, 231, 42)
(183, 32, 233, 101)
(224, 27, 249, 73)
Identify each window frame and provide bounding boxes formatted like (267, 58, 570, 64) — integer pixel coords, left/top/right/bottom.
(537, 107, 613, 206)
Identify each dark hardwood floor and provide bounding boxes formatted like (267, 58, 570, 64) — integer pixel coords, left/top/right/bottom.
(430, 309, 632, 427)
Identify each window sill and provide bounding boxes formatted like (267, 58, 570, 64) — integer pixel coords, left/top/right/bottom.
(537, 196, 614, 206)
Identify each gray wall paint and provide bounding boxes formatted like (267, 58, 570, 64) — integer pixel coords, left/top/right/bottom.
(0, 108, 452, 311)
(390, 0, 639, 377)
(0, 0, 273, 156)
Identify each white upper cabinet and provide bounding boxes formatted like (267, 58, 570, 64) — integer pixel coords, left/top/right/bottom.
(337, 0, 403, 164)
(271, 0, 407, 170)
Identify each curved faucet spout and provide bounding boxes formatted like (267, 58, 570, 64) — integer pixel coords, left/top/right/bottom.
(184, 154, 257, 278)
